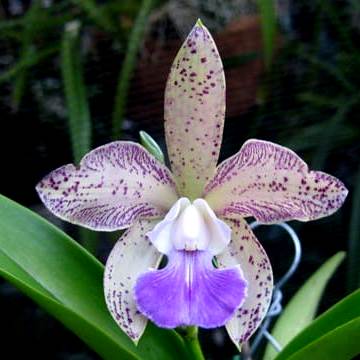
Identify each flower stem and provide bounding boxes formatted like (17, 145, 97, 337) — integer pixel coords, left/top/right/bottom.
(183, 326, 205, 360)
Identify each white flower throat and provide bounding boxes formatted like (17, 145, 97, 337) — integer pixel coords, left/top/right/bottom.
(173, 202, 210, 251)
(147, 198, 232, 255)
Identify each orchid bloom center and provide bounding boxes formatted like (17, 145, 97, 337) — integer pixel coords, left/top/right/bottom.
(173, 201, 209, 251)
(147, 197, 231, 255)
(135, 198, 248, 329)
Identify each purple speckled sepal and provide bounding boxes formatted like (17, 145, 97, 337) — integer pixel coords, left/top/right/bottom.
(205, 139, 348, 223)
(134, 250, 247, 328)
(164, 20, 226, 199)
(217, 218, 273, 348)
(36, 141, 178, 231)
(104, 219, 162, 343)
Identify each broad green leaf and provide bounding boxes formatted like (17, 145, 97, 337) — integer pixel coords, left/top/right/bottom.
(275, 288, 360, 360)
(0, 194, 187, 360)
(0, 257, 137, 359)
(264, 252, 345, 360)
(287, 318, 360, 360)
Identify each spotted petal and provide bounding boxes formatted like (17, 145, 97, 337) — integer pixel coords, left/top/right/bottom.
(164, 20, 226, 199)
(36, 141, 178, 231)
(104, 219, 161, 343)
(217, 218, 273, 348)
(205, 140, 348, 223)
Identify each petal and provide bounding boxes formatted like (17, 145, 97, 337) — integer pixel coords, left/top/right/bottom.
(134, 250, 247, 329)
(194, 198, 232, 254)
(147, 197, 231, 255)
(164, 20, 226, 199)
(36, 141, 178, 231)
(147, 197, 190, 254)
(104, 219, 161, 343)
(216, 218, 273, 348)
(204, 139, 348, 223)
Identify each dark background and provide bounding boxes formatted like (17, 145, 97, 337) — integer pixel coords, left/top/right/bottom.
(0, 0, 359, 359)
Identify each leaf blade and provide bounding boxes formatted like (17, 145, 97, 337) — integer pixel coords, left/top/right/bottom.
(0, 194, 188, 359)
(287, 318, 360, 360)
(0, 258, 138, 360)
(264, 252, 345, 360)
(274, 289, 360, 360)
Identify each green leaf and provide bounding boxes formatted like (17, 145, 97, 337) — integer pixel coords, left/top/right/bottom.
(112, 0, 154, 139)
(0, 194, 187, 360)
(61, 20, 92, 164)
(274, 289, 360, 360)
(264, 252, 345, 360)
(257, 0, 277, 69)
(0, 257, 137, 359)
(140, 131, 165, 163)
(286, 318, 360, 360)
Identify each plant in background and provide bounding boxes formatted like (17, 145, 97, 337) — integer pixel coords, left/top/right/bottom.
(35, 20, 348, 356)
(251, 0, 360, 295)
(0, 0, 157, 254)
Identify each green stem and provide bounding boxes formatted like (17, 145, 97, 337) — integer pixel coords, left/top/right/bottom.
(257, 0, 277, 70)
(183, 326, 205, 360)
(112, 0, 153, 140)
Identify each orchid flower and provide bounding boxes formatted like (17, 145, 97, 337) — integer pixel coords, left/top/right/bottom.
(36, 20, 348, 349)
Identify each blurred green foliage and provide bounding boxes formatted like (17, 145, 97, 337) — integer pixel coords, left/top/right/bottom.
(0, 0, 160, 251)
(112, 0, 154, 140)
(0, 194, 188, 360)
(0, 0, 160, 134)
(257, 0, 277, 70)
(264, 252, 346, 360)
(250, 0, 360, 294)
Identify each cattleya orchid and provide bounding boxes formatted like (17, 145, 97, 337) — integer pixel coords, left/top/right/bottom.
(36, 20, 348, 349)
